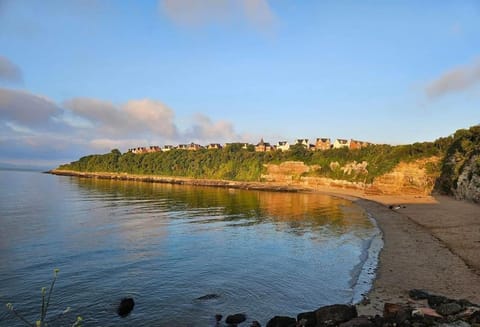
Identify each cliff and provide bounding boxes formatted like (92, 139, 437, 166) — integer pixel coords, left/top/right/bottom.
(262, 157, 440, 195)
(435, 125, 480, 203)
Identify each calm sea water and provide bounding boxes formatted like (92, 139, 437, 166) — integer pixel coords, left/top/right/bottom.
(0, 170, 379, 326)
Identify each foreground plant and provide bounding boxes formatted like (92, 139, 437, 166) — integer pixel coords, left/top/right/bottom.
(5, 269, 82, 327)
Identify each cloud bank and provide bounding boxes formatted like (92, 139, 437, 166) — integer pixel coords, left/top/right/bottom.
(0, 56, 23, 83)
(160, 0, 276, 30)
(426, 59, 480, 99)
(0, 87, 245, 166)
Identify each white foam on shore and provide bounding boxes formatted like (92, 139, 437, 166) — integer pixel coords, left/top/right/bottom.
(350, 212, 383, 304)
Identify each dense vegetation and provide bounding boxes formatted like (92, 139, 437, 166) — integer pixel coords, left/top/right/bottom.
(58, 133, 455, 183)
(435, 125, 480, 194)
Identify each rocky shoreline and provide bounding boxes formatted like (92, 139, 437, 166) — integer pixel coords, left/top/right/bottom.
(209, 289, 480, 326)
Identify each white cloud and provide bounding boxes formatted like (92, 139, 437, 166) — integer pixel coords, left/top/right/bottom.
(0, 55, 22, 83)
(186, 113, 240, 143)
(0, 90, 245, 165)
(0, 88, 61, 126)
(160, 0, 276, 30)
(63, 97, 178, 138)
(426, 58, 480, 99)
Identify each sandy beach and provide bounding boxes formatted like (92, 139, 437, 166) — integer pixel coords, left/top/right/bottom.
(349, 194, 480, 315)
(50, 170, 480, 313)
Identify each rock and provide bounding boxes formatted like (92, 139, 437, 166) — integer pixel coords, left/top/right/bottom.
(297, 311, 316, 327)
(117, 297, 135, 317)
(215, 314, 223, 322)
(437, 303, 463, 316)
(226, 313, 247, 325)
(428, 295, 450, 308)
(265, 316, 296, 327)
(197, 293, 220, 300)
(383, 303, 411, 323)
(250, 321, 261, 327)
(409, 289, 430, 300)
(315, 304, 358, 326)
(339, 316, 374, 327)
(468, 311, 480, 324)
(437, 321, 472, 327)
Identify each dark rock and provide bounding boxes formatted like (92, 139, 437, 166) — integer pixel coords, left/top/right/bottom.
(297, 311, 316, 327)
(409, 289, 430, 300)
(315, 304, 358, 326)
(437, 321, 471, 327)
(117, 297, 135, 317)
(468, 310, 480, 323)
(226, 313, 247, 325)
(383, 303, 413, 324)
(457, 299, 478, 308)
(215, 314, 223, 322)
(339, 316, 374, 327)
(437, 303, 463, 316)
(428, 295, 450, 308)
(265, 316, 296, 327)
(197, 293, 220, 300)
(250, 321, 261, 327)
(371, 315, 384, 327)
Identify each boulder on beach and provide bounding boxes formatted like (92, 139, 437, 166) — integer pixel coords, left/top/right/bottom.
(265, 315, 296, 327)
(226, 313, 247, 325)
(315, 304, 358, 325)
(297, 311, 316, 327)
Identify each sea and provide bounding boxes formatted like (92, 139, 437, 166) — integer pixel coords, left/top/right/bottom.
(0, 169, 381, 326)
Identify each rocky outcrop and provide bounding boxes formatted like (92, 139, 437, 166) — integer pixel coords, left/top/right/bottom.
(453, 155, 480, 203)
(262, 158, 440, 196)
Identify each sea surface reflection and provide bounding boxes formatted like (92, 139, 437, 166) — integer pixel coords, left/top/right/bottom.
(0, 170, 377, 326)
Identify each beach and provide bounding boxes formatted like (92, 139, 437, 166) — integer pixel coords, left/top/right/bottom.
(50, 170, 480, 313)
(351, 195, 480, 314)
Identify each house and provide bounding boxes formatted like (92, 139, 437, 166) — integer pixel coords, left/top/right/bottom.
(276, 141, 290, 152)
(162, 145, 174, 152)
(333, 139, 350, 149)
(177, 144, 188, 150)
(255, 138, 273, 152)
(147, 146, 161, 153)
(207, 143, 223, 150)
(315, 138, 331, 151)
(295, 139, 309, 148)
(349, 139, 372, 150)
(129, 147, 147, 154)
(187, 143, 203, 151)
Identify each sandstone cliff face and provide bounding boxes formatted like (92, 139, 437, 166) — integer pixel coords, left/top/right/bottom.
(453, 155, 480, 203)
(262, 157, 440, 196)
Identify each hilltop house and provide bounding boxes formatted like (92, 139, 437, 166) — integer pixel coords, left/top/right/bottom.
(129, 147, 147, 154)
(177, 144, 188, 150)
(255, 138, 273, 152)
(147, 146, 161, 153)
(187, 143, 203, 151)
(349, 139, 371, 150)
(315, 138, 331, 150)
(207, 143, 223, 150)
(333, 139, 350, 149)
(295, 139, 309, 148)
(276, 141, 290, 152)
(162, 145, 174, 152)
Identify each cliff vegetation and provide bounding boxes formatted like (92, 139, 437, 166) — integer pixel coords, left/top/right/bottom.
(58, 136, 452, 184)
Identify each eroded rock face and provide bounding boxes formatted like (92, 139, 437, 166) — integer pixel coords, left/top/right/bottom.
(262, 158, 440, 196)
(453, 155, 480, 203)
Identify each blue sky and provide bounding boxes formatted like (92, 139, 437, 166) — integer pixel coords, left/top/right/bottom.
(0, 0, 479, 167)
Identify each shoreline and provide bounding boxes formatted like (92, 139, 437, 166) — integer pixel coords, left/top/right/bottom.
(49, 169, 480, 315)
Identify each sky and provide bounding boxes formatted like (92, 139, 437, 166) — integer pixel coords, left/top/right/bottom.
(0, 0, 479, 167)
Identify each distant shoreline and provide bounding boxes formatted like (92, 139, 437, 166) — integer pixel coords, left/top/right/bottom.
(49, 169, 480, 315)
